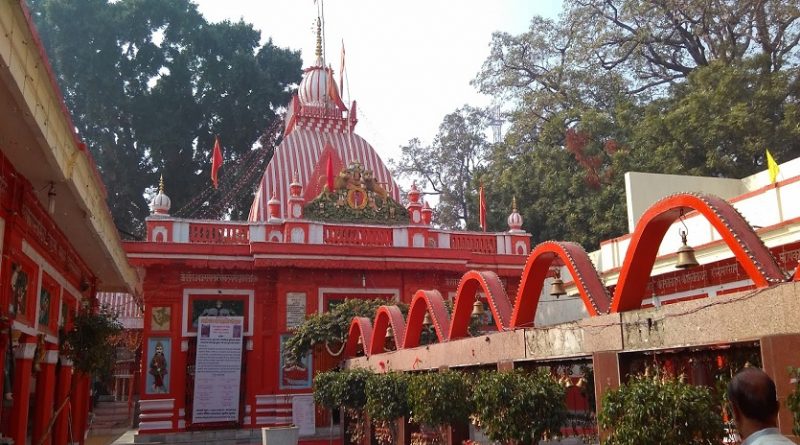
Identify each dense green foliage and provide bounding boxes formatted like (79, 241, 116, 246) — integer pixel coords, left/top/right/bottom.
(29, 0, 302, 237)
(407, 371, 472, 429)
(366, 372, 410, 422)
(598, 372, 725, 445)
(788, 367, 800, 436)
(395, 0, 800, 247)
(283, 298, 393, 365)
(61, 304, 123, 376)
(471, 369, 566, 445)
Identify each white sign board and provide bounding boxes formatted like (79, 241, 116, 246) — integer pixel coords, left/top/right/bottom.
(192, 316, 244, 423)
(291, 394, 316, 436)
(285, 293, 307, 329)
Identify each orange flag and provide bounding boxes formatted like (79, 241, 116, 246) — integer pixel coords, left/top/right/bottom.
(339, 41, 345, 96)
(211, 136, 223, 189)
(327, 65, 347, 110)
(479, 184, 487, 232)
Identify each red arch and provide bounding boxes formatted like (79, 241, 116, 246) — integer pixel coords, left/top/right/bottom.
(401, 290, 450, 349)
(610, 193, 786, 312)
(448, 271, 512, 340)
(367, 305, 407, 356)
(510, 241, 610, 328)
(344, 316, 373, 358)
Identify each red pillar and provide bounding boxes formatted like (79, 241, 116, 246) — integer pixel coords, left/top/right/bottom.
(33, 347, 59, 445)
(53, 356, 73, 445)
(71, 374, 90, 445)
(760, 334, 800, 438)
(9, 336, 36, 445)
(592, 351, 621, 442)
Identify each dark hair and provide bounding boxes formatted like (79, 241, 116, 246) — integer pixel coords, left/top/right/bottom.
(727, 368, 779, 423)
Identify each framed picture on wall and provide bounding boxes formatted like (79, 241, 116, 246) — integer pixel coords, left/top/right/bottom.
(39, 272, 60, 333)
(279, 334, 312, 390)
(145, 337, 171, 394)
(8, 256, 37, 323)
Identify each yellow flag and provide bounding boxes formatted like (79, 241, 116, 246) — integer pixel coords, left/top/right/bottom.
(766, 149, 780, 184)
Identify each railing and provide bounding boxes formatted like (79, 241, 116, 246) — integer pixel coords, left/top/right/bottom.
(450, 233, 496, 254)
(323, 225, 393, 247)
(189, 223, 249, 244)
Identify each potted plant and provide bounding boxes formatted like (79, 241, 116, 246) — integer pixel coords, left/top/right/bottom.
(407, 370, 472, 445)
(598, 370, 725, 445)
(366, 372, 410, 445)
(787, 367, 800, 436)
(471, 369, 566, 445)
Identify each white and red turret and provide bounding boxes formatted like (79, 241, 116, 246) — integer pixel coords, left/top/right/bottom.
(287, 173, 305, 220)
(407, 182, 423, 225)
(507, 196, 524, 233)
(150, 175, 171, 217)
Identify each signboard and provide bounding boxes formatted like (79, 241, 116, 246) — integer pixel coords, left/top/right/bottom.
(291, 394, 316, 436)
(192, 316, 244, 423)
(285, 292, 307, 329)
(279, 334, 312, 389)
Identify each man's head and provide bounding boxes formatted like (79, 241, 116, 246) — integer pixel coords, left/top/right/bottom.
(727, 367, 779, 428)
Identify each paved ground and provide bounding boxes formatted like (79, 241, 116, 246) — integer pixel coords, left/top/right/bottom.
(85, 430, 136, 445)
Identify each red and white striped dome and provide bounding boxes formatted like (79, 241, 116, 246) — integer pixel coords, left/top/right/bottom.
(507, 197, 523, 233)
(298, 62, 337, 108)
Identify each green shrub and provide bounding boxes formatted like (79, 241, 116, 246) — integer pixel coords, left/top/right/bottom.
(407, 370, 472, 429)
(598, 372, 725, 445)
(471, 369, 566, 445)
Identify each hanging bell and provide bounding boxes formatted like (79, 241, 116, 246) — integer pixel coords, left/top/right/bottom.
(471, 299, 485, 318)
(675, 230, 699, 269)
(564, 377, 575, 388)
(550, 277, 567, 298)
(385, 326, 394, 340)
(422, 312, 433, 327)
(576, 377, 588, 388)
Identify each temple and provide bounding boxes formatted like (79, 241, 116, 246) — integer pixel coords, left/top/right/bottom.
(124, 25, 531, 444)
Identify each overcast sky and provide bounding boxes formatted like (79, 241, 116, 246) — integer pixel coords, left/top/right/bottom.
(194, 0, 562, 166)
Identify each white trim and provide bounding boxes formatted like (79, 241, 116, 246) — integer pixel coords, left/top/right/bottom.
(181, 289, 255, 337)
(465, 263, 525, 270)
(21, 240, 83, 301)
(44, 350, 59, 364)
(59, 355, 73, 367)
(15, 342, 37, 359)
(139, 398, 175, 411)
(255, 254, 467, 264)
(11, 321, 37, 337)
(317, 287, 400, 314)
(139, 421, 173, 431)
(128, 253, 252, 261)
(34, 263, 43, 330)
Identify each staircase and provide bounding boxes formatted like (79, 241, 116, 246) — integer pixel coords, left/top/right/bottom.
(89, 398, 132, 436)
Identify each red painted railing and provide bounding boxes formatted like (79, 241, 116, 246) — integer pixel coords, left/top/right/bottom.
(189, 223, 249, 244)
(450, 233, 496, 254)
(323, 226, 393, 247)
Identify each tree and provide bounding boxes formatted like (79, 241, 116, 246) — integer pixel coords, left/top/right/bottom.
(391, 106, 492, 229)
(462, 1, 800, 248)
(598, 372, 725, 445)
(29, 0, 302, 237)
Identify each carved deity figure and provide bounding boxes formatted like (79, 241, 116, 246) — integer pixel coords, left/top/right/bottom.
(10, 263, 28, 316)
(149, 342, 168, 393)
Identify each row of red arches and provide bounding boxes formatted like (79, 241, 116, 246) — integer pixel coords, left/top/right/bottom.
(344, 193, 794, 358)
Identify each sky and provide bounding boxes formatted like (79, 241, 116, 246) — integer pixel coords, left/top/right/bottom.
(194, 1, 563, 167)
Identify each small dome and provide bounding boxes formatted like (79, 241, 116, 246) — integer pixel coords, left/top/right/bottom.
(151, 175, 171, 216)
(298, 64, 338, 108)
(407, 182, 421, 204)
(507, 197, 523, 232)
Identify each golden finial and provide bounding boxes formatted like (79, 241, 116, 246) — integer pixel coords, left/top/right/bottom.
(159, 174, 165, 194)
(315, 18, 322, 60)
(512, 196, 517, 213)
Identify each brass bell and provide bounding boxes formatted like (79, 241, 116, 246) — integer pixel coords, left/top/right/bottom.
(564, 377, 574, 388)
(471, 299, 485, 318)
(576, 377, 588, 388)
(675, 230, 699, 269)
(422, 312, 433, 327)
(550, 277, 567, 298)
(385, 326, 394, 340)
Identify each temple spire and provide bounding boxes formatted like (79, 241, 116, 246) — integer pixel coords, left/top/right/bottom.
(159, 174, 165, 194)
(315, 17, 323, 63)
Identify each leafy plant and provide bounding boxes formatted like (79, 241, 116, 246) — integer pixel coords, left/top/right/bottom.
(61, 303, 123, 376)
(407, 371, 472, 430)
(284, 299, 394, 365)
(471, 369, 566, 445)
(787, 367, 800, 436)
(367, 372, 410, 445)
(598, 371, 725, 445)
(312, 369, 372, 444)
